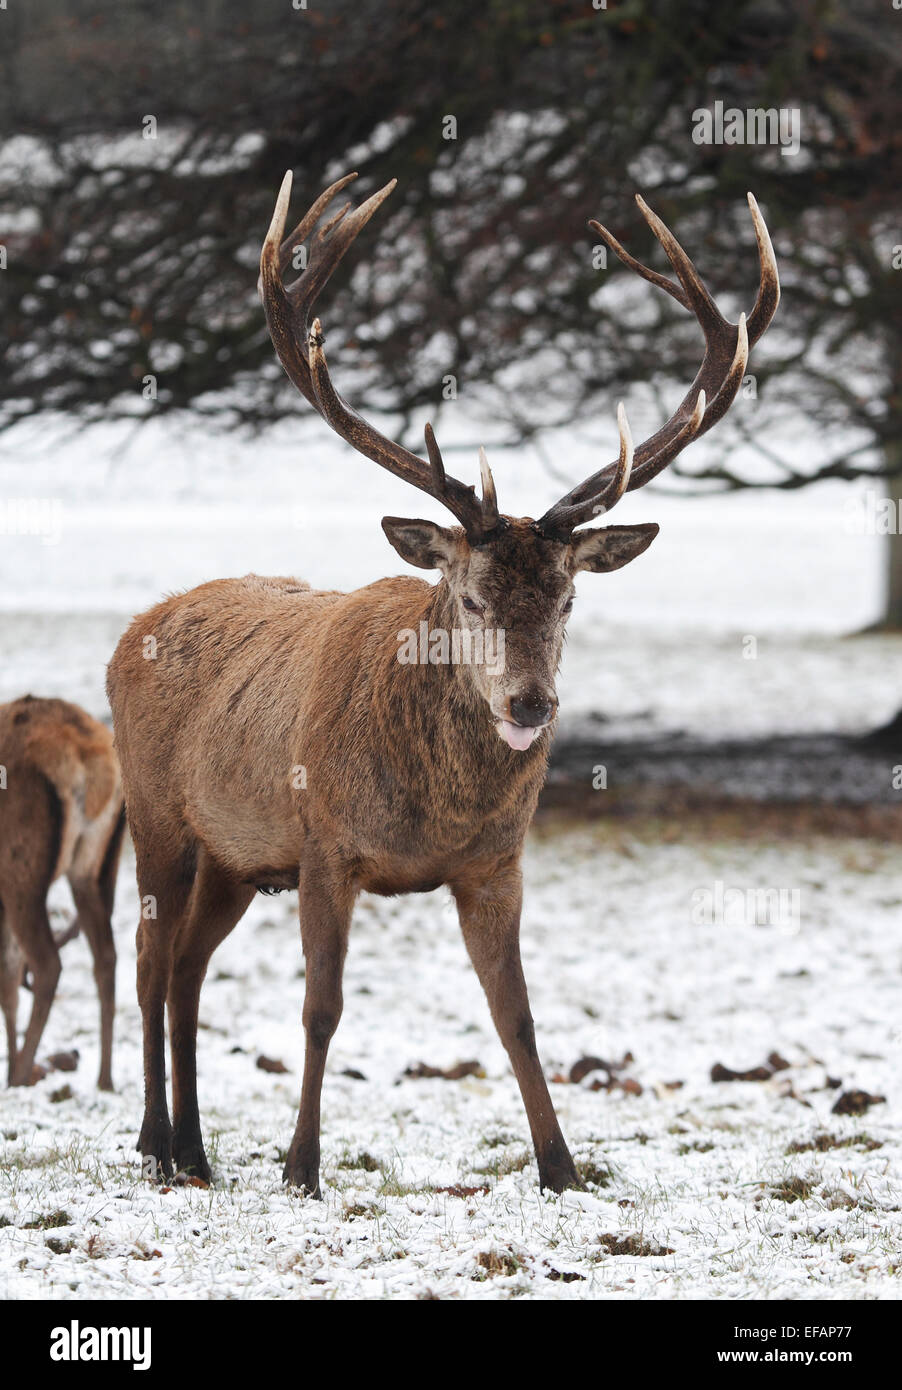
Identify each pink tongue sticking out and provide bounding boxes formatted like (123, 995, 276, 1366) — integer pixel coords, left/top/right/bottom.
(497, 720, 539, 751)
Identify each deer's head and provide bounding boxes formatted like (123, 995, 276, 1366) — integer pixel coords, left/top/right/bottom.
(260, 171, 779, 751)
(379, 509, 656, 748)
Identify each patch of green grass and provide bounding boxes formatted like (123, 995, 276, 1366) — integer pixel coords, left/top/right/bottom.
(2, 1132, 114, 1185)
(768, 1176, 816, 1204)
(595, 1232, 674, 1257)
(481, 1131, 519, 1150)
(474, 1150, 531, 1179)
(576, 1160, 615, 1188)
(473, 1248, 523, 1279)
(786, 1132, 883, 1155)
(821, 1187, 867, 1211)
(335, 1150, 379, 1172)
(374, 1161, 428, 1197)
(22, 1208, 70, 1230)
(341, 1201, 374, 1221)
(4, 1144, 66, 1172)
(45, 1236, 75, 1255)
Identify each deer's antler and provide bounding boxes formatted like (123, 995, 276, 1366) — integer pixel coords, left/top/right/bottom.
(535, 193, 779, 540)
(259, 171, 501, 542)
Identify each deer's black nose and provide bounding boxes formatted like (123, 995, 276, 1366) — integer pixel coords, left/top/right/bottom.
(509, 695, 556, 728)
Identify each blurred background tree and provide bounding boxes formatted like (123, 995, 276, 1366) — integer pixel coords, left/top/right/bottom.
(1, 0, 901, 616)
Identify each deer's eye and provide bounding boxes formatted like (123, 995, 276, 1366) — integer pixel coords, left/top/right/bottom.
(462, 596, 483, 614)
(562, 595, 574, 615)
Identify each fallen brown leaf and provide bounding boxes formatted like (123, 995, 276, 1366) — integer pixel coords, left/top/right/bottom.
(46, 1051, 80, 1072)
(711, 1062, 774, 1083)
(831, 1088, 886, 1117)
(256, 1055, 289, 1074)
(404, 1060, 485, 1081)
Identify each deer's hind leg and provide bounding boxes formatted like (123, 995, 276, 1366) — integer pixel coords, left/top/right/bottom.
(167, 847, 254, 1182)
(133, 832, 196, 1180)
(68, 805, 126, 1091)
(4, 891, 60, 1086)
(0, 906, 21, 1085)
(1, 771, 63, 1086)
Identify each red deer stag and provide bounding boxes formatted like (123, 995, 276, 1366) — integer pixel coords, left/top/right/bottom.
(0, 696, 125, 1088)
(107, 172, 778, 1193)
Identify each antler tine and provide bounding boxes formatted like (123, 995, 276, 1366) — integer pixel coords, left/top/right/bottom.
(589, 216, 691, 312)
(633, 195, 727, 335)
(261, 171, 499, 541)
(605, 401, 634, 510)
(258, 169, 335, 409)
(424, 422, 446, 491)
(698, 311, 748, 433)
(281, 173, 358, 281)
(536, 194, 779, 539)
(478, 447, 500, 530)
(745, 192, 780, 343)
(316, 200, 353, 243)
(259, 170, 356, 300)
(538, 402, 635, 538)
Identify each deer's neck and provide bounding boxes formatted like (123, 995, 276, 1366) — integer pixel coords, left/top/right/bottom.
(367, 578, 550, 817)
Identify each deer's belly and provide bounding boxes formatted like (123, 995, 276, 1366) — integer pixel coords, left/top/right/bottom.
(184, 783, 301, 882)
(358, 866, 446, 896)
(352, 841, 514, 897)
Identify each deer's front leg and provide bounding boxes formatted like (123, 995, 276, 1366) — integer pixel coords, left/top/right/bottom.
(452, 860, 580, 1194)
(283, 858, 355, 1197)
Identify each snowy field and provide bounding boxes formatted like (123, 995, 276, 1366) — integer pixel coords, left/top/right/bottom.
(1, 417, 901, 1300)
(1, 820, 900, 1300)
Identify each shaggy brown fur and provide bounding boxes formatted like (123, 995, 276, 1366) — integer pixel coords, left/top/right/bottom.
(0, 696, 124, 1087)
(107, 516, 656, 1194)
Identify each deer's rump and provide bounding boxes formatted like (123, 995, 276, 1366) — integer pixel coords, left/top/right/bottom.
(0, 697, 122, 885)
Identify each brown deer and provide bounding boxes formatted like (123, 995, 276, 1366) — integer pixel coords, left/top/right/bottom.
(0, 696, 125, 1088)
(107, 171, 778, 1194)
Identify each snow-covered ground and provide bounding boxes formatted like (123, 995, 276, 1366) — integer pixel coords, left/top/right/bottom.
(1, 822, 900, 1300)
(1, 417, 901, 1300)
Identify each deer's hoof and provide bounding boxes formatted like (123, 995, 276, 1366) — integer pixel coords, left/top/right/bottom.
(282, 1160, 322, 1198)
(539, 1164, 584, 1195)
(172, 1146, 212, 1186)
(8, 1058, 44, 1087)
(137, 1119, 173, 1182)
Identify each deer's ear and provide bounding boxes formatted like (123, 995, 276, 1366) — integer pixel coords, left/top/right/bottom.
(570, 522, 659, 574)
(381, 517, 462, 573)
